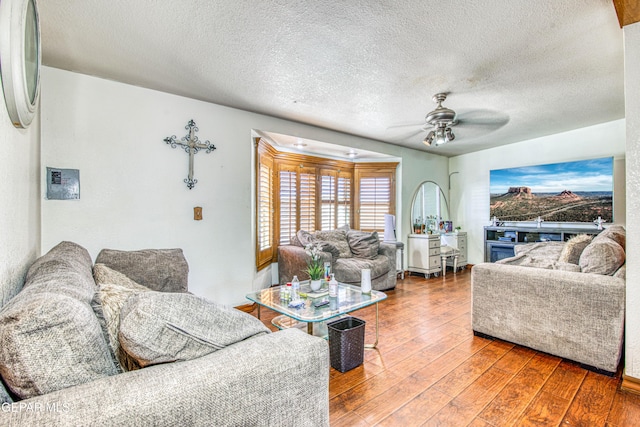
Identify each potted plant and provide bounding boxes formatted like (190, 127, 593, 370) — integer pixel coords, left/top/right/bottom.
(305, 243, 324, 291)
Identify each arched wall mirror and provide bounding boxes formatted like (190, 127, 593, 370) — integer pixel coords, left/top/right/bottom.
(411, 181, 450, 234)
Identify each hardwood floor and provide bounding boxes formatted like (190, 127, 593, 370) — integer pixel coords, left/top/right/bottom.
(250, 269, 640, 426)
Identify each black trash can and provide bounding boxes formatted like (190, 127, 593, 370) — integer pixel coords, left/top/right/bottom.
(327, 317, 366, 372)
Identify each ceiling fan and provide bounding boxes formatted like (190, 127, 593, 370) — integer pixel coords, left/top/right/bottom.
(389, 93, 509, 147)
(422, 93, 457, 146)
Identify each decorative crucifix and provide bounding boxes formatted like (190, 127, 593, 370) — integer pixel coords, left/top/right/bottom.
(164, 120, 216, 189)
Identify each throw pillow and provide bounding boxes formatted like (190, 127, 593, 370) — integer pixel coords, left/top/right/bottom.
(95, 248, 189, 293)
(579, 237, 625, 275)
(558, 234, 593, 264)
(347, 230, 380, 259)
(290, 233, 303, 247)
(314, 229, 352, 258)
(296, 229, 316, 247)
(593, 225, 626, 249)
(92, 264, 150, 371)
(0, 242, 118, 400)
(312, 240, 339, 259)
(118, 293, 270, 368)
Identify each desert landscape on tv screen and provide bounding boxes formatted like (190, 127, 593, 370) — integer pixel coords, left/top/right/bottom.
(490, 157, 613, 223)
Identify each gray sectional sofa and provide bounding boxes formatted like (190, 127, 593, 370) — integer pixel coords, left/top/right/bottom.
(471, 225, 626, 374)
(0, 242, 329, 426)
(278, 228, 397, 291)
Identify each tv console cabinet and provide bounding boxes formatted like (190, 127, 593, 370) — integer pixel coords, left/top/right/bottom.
(484, 225, 601, 263)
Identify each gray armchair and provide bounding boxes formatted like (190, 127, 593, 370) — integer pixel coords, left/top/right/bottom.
(278, 242, 397, 291)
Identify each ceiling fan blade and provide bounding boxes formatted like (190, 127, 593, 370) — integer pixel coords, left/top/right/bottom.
(455, 109, 510, 129)
(393, 128, 425, 140)
(386, 121, 425, 130)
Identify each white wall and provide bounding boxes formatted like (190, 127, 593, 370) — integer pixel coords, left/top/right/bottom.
(40, 67, 448, 306)
(0, 86, 41, 306)
(624, 22, 640, 380)
(449, 119, 626, 265)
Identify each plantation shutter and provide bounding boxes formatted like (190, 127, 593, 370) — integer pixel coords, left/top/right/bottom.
(255, 140, 274, 270)
(279, 166, 298, 245)
(299, 168, 317, 233)
(320, 169, 353, 230)
(278, 164, 316, 245)
(337, 171, 352, 228)
(354, 165, 396, 233)
(321, 171, 336, 230)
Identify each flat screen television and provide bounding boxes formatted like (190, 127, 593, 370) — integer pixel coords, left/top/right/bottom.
(489, 157, 613, 223)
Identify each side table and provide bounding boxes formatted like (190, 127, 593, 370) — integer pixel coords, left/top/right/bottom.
(395, 241, 404, 279)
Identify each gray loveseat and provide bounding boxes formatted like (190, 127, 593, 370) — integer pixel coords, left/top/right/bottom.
(278, 228, 397, 291)
(472, 225, 626, 374)
(0, 241, 329, 426)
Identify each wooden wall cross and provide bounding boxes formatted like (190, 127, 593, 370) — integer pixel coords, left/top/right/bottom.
(164, 120, 216, 189)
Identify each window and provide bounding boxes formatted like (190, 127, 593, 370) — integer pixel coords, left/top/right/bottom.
(319, 169, 352, 230)
(255, 139, 397, 269)
(354, 165, 396, 232)
(278, 164, 317, 245)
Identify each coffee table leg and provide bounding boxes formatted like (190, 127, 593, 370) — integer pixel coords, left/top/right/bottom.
(257, 304, 261, 320)
(365, 302, 380, 349)
(307, 322, 313, 335)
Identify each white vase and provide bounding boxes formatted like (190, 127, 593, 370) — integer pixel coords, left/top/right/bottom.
(310, 279, 322, 291)
(361, 269, 372, 294)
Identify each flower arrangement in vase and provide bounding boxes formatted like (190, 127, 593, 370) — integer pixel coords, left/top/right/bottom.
(305, 243, 324, 291)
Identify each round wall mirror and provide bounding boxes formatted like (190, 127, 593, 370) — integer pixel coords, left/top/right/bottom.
(0, 0, 41, 128)
(411, 181, 450, 233)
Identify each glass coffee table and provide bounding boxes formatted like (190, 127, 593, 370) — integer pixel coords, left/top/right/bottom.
(246, 281, 387, 348)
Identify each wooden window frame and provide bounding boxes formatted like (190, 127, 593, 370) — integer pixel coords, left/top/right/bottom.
(255, 140, 277, 271)
(255, 138, 398, 269)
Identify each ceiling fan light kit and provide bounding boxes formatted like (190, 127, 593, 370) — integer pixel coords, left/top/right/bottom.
(423, 126, 455, 146)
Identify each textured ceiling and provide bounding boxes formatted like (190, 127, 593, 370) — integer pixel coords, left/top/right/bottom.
(39, 0, 625, 157)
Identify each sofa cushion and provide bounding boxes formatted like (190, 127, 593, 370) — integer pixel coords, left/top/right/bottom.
(558, 234, 593, 264)
(119, 292, 270, 368)
(579, 237, 625, 275)
(333, 256, 390, 284)
(314, 229, 352, 258)
(95, 248, 189, 292)
(92, 264, 151, 371)
(614, 264, 626, 280)
(0, 293, 118, 399)
(347, 230, 380, 259)
(0, 242, 118, 399)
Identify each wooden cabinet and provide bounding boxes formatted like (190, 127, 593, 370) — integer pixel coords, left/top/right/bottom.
(407, 234, 441, 278)
(484, 226, 601, 262)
